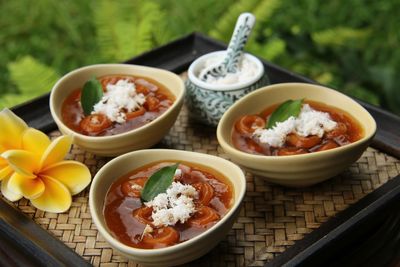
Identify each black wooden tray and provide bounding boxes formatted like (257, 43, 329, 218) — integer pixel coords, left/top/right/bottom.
(2, 32, 400, 267)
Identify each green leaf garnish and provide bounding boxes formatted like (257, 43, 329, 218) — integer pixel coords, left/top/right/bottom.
(267, 99, 304, 129)
(141, 163, 179, 202)
(80, 76, 103, 115)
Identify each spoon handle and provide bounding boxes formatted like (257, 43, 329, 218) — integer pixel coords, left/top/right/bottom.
(223, 13, 256, 73)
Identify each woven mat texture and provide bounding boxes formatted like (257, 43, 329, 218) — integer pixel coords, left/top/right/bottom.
(8, 103, 399, 267)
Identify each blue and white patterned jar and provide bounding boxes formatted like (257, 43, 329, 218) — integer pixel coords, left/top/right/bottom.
(186, 51, 269, 126)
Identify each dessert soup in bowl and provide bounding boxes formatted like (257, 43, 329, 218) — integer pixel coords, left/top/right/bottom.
(89, 149, 246, 266)
(217, 83, 376, 187)
(50, 64, 185, 156)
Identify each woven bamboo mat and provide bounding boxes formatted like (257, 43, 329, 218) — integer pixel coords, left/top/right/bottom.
(5, 76, 400, 266)
(8, 104, 400, 267)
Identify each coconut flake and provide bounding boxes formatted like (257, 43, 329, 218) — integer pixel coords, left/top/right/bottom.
(145, 182, 198, 227)
(253, 104, 337, 147)
(93, 79, 145, 123)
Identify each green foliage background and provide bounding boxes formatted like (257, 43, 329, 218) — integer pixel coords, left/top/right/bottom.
(1, 0, 399, 114)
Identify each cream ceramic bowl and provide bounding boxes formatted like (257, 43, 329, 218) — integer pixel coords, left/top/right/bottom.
(50, 64, 184, 156)
(89, 149, 246, 266)
(217, 83, 377, 187)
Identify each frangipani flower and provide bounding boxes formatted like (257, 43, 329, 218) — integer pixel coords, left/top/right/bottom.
(0, 108, 28, 200)
(0, 108, 91, 213)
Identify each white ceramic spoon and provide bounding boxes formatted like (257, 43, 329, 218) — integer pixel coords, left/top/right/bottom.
(199, 12, 256, 82)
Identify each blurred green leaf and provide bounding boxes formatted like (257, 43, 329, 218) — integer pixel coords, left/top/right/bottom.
(369, 66, 400, 113)
(312, 27, 371, 47)
(249, 37, 286, 61)
(94, 0, 167, 61)
(0, 0, 399, 114)
(7, 55, 60, 95)
(209, 0, 259, 42)
(0, 93, 37, 109)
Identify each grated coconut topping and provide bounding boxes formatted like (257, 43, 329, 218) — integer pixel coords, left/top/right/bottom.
(93, 79, 145, 123)
(253, 104, 337, 147)
(145, 181, 198, 227)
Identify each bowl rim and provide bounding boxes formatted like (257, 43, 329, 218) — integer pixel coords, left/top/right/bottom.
(187, 51, 264, 91)
(217, 82, 377, 161)
(49, 63, 185, 141)
(89, 149, 246, 255)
